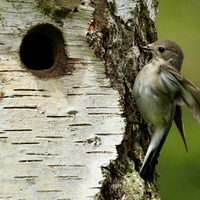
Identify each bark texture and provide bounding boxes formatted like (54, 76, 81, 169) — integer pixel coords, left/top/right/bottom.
(89, 1, 160, 199)
(0, 0, 159, 199)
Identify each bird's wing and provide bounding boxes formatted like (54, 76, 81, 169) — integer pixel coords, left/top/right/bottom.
(174, 105, 188, 152)
(160, 65, 200, 123)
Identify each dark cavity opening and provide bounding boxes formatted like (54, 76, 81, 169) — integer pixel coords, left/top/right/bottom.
(19, 24, 73, 79)
(20, 33, 54, 70)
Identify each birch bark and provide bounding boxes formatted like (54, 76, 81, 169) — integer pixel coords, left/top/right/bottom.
(0, 0, 159, 199)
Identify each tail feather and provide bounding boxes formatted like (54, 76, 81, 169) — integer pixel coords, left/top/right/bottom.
(139, 128, 167, 181)
(139, 147, 159, 181)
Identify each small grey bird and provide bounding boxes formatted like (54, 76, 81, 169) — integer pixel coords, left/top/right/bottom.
(133, 40, 200, 181)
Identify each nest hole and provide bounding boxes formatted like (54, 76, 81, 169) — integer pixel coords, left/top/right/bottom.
(20, 24, 73, 79)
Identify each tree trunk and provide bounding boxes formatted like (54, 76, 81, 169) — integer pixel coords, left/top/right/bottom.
(0, 0, 160, 199)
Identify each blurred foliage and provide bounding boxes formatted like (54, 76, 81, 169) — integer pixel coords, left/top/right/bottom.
(155, 0, 200, 199)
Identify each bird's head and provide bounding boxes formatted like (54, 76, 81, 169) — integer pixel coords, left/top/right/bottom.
(140, 40, 184, 72)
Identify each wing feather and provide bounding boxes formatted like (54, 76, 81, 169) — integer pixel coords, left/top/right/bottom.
(160, 65, 200, 123)
(174, 105, 188, 152)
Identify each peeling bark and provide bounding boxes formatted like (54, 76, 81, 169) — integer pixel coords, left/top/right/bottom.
(0, 0, 160, 199)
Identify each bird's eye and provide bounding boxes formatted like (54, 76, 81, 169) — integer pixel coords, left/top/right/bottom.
(158, 47, 165, 53)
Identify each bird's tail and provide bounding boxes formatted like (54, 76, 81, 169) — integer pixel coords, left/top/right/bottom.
(139, 127, 168, 181)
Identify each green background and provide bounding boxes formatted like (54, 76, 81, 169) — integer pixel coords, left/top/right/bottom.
(155, 0, 200, 199)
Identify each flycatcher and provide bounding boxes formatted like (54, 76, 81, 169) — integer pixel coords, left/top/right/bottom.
(133, 40, 200, 181)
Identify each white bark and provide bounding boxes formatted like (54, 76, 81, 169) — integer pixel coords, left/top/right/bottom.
(0, 1, 124, 199)
(0, 0, 160, 199)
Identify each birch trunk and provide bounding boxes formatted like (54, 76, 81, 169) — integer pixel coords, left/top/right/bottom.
(0, 0, 160, 199)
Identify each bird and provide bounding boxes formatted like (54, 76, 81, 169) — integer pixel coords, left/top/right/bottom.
(133, 40, 200, 181)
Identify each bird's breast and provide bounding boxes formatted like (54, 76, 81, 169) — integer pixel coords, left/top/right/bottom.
(133, 62, 175, 127)
(134, 62, 161, 96)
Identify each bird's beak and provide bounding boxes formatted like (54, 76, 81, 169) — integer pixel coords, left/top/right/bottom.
(140, 45, 153, 51)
